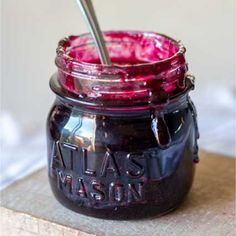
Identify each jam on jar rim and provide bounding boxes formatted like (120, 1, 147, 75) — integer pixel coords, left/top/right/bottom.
(54, 31, 190, 109)
(56, 31, 186, 69)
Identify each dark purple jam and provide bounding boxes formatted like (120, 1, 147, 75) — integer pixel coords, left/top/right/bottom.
(47, 31, 199, 219)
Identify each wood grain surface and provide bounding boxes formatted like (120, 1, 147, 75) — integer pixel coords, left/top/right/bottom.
(0, 151, 235, 236)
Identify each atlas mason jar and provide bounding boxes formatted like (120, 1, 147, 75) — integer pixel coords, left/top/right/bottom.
(47, 31, 199, 219)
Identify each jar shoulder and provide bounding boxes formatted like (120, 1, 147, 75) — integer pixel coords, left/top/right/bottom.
(46, 99, 197, 151)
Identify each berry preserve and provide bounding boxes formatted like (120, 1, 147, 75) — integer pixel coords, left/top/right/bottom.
(47, 31, 199, 219)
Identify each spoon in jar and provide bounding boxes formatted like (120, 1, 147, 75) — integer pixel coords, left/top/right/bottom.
(76, 0, 112, 65)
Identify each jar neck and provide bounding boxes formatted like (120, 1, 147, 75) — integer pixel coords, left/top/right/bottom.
(50, 73, 194, 113)
(54, 31, 191, 110)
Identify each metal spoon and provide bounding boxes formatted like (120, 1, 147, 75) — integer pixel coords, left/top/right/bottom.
(76, 0, 111, 65)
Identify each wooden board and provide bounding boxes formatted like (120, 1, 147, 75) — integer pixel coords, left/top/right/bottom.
(0, 151, 235, 236)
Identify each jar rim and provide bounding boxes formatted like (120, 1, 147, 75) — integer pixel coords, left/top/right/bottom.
(56, 31, 186, 78)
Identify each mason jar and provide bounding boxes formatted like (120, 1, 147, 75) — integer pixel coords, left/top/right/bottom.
(47, 31, 199, 219)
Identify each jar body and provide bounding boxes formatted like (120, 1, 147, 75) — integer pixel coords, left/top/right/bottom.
(47, 78, 198, 219)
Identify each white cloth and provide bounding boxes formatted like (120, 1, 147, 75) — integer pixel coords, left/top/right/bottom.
(0, 112, 46, 189)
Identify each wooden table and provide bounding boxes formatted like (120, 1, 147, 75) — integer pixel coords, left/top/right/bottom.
(0, 151, 235, 236)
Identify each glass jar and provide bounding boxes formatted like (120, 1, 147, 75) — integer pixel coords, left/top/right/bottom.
(47, 31, 199, 219)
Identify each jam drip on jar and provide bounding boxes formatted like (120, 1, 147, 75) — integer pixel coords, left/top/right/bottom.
(188, 97, 200, 163)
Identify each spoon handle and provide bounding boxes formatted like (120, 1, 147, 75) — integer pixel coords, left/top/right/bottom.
(76, 0, 111, 65)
